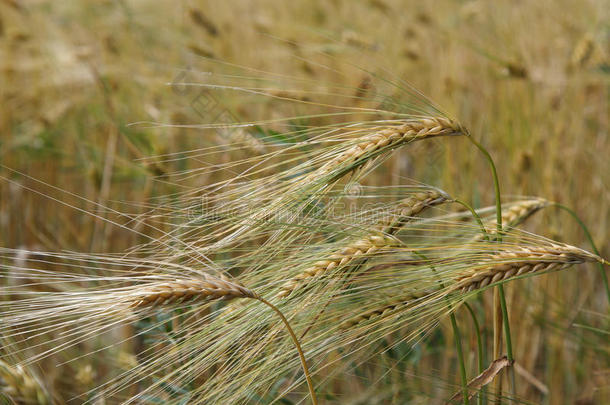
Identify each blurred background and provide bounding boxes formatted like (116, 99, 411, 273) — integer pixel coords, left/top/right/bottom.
(0, 0, 608, 403)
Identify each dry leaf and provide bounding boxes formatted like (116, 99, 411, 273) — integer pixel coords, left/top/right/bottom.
(448, 356, 513, 403)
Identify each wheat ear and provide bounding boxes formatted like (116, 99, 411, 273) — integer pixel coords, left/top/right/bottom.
(474, 198, 549, 241)
(455, 244, 601, 294)
(380, 189, 451, 234)
(339, 294, 424, 330)
(316, 117, 465, 178)
(278, 190, 450, 298)
(340, 243, 601, 330)
(130, 274, 259, 308)
(128, 274, 317, 405)
(277, 235, 396, 298)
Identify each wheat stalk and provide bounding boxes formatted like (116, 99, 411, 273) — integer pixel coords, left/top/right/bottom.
(455, 244, 601, 293)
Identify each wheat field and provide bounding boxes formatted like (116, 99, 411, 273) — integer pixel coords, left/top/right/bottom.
(0, 1, 609, 404)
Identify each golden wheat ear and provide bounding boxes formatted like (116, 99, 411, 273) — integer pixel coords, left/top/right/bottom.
(381, 188, 451, 234)
(127, 273, 318, 404)
(455, 244, 602, 294)
(316, 117, 465, 180)
(277, 189, 451, 298)
(473, 198, 549, 241)
(276, 234, 396, 299)
(129, 274, 258, 308)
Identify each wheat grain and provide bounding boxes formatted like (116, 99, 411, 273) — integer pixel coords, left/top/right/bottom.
(455, 244, 600, 293)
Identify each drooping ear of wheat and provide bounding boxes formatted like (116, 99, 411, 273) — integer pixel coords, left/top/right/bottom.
(380, 189, 451, 235)
(338, 293, 424, 330)
(473, 198, 549, 241)
(319, 237, 601, 343)
(129, 274, 259, 308)
(277, 234, 397, 298)
(315, 118, 466, 181)
(125, 274, 318, 404)
(454, 243, 601, 293)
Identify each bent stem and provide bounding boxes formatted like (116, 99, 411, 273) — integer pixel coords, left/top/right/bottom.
(465, 136, 502, 236)
(258, 298, 318, 405)
(551, 203, 610, 306)
(466, 135, 516, 399)
(454, 199, 490, 242)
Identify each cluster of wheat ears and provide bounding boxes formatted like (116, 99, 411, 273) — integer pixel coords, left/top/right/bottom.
(1, 67, 608, 405)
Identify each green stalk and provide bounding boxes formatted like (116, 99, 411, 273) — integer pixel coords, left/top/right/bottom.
(455, 199, 488, 404)
(551, 203, 610, 305)
(466, 135, 516, 399)
(497, 284, 514, 393)
(415, 252, 469, 404)
(454, 199, 490, 242)
(464, 302, 485, 405)
(466, 136, 502, 237)
(450, 310, 470, 405)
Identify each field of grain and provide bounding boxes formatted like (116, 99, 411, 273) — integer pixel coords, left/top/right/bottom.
(0, 1, 608, 404)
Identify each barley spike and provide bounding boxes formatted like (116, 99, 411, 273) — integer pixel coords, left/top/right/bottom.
(455, 244, 601, 294)
(130, 274, 259, 308)
(317, 117, 466, 178)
